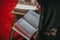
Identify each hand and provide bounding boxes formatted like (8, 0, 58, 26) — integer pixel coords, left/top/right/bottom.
(44, 28, 57, 36)
(35, 1, 41, 13)
(33, 32, 38, 40)
(36, 5, 41, 13)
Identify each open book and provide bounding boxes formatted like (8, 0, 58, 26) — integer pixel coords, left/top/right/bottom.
(15, 4, 36, 10)
(14, 0, 36, 13)
(12, 10, 40, 40)
(13, 0, 37, 15)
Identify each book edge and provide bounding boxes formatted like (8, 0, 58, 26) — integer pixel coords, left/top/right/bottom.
(12, 27, 30, 40)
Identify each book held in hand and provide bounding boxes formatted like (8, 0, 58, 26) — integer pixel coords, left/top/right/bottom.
(12, 10, 40, 40)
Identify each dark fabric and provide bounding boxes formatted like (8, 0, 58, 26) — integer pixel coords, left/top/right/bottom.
(37, 0, 60, 40)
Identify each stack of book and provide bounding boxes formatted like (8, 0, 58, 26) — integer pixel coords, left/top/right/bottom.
(12, 0, 37, 15)
(12, 10, 40, 40)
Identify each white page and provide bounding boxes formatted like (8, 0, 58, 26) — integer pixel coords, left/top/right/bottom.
(15, 18, 37, 37)
(24, 10, 40, 29)
(15, 4, 36, 10)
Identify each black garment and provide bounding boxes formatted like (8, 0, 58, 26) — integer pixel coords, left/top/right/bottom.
(37, 0, 60, 40)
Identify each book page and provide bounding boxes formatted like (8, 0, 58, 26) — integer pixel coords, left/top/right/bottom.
(15, 18, 37, 37)
(24, 10, 40, 29)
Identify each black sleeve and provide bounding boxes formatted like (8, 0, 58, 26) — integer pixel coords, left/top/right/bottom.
(37, 0, 42, 5)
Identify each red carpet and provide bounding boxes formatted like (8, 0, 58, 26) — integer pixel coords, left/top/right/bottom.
(0, 0, 23, 40)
